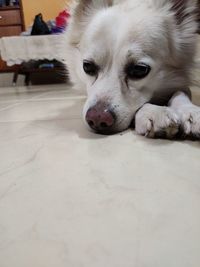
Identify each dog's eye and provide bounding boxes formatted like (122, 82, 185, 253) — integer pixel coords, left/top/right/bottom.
(125, 63, 151, 80)
(83, 60, 99, 76)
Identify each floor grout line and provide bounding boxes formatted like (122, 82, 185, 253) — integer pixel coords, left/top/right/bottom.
(0, 96, 86, 104)
(0, 118, 82, 124)
(0, 102, 23, 112)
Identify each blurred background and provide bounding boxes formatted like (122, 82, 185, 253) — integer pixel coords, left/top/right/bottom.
(0, 0, 70, 86)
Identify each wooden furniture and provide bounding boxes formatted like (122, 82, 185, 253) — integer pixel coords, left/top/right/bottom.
(12, 60, 67, 86)
(0, 0, 24, 72)
(0, 34, 67, 85)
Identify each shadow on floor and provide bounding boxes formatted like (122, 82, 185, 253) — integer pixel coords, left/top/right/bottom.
(43, 98, 200, 146)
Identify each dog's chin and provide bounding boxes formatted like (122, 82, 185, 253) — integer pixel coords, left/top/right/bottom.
(90, 127, 122, 136)
(86, 119, 132, 135)
(89, 128, 126, 136)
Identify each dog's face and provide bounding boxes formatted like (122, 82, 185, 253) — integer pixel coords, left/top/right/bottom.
(66, 0, 197, 134)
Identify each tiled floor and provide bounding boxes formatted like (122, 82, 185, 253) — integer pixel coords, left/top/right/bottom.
(0, 83, 200, 267)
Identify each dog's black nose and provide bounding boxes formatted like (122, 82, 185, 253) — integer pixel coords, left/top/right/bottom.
(86, 102, 116, 134)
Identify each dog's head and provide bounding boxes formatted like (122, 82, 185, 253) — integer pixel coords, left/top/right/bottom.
(66, 0, 198, 134)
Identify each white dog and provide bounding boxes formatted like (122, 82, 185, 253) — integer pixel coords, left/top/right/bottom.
(65, 0, 200, 139)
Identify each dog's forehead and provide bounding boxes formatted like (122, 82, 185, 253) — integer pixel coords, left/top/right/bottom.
(81, 6, 168, 59)
(81, 9, 120, 52)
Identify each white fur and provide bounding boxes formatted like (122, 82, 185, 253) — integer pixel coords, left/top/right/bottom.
(170, 92, 200, 137)
(135, 103, 180, 138)
(65, 0, 200, 138)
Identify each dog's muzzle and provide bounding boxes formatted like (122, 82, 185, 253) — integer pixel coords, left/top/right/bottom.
(86, 102, 116, 134)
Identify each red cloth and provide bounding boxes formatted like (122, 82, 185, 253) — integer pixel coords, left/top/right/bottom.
(56, 10, 70, 28)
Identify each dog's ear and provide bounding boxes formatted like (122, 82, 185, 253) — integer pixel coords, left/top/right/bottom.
(171, 0, 198, 51)
(155, 0, 198, 29)
(67, 0, 113, 46)
(162, 0, 198, 65)
(170, 0, 198, 26)
(71, 0, 113, 19)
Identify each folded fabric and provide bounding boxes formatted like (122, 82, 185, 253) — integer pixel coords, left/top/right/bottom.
(0, 34, 67, 66)
(56, 10, 70, 28)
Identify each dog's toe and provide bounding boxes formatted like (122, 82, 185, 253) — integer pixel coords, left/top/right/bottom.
(179, 106, 200, 139)
(135, 104, 180, 139)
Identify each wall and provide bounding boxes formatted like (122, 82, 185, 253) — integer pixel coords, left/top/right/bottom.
(21, 0, 68, 28)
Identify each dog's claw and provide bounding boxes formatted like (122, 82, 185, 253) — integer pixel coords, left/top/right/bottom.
(178, 106, 200, 138)
(135, 104, 180, 139)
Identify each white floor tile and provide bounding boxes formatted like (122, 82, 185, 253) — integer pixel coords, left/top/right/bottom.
(0, 84, 200, 267)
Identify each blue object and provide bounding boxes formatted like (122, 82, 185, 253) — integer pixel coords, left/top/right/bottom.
(14, 0, 19, 5)
(0, 0, 5, 7)
(39, 63, 54, 69)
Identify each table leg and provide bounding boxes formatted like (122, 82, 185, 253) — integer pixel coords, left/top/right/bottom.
(25, 73, 31, 86)
(12, 71, 19, 86)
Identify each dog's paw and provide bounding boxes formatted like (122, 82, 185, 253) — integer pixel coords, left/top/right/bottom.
(178, 105, 200, 138)
(135, 104, 180, 139)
